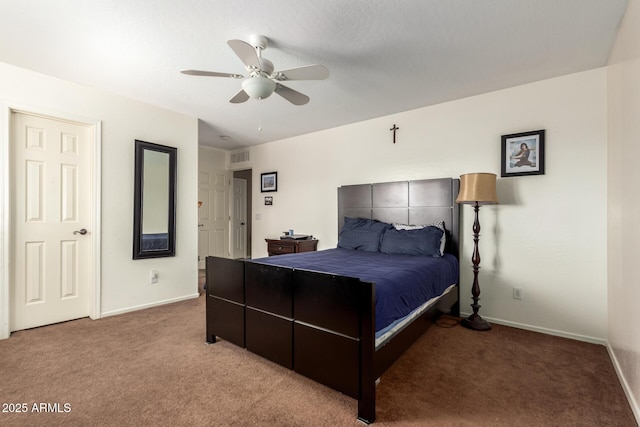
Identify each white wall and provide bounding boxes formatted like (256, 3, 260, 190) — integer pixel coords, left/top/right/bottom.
(250, 68, 608, 342)
(199, 145, 227, 170)
(0, 62, 199, 324)
(607, 0, 640, 420)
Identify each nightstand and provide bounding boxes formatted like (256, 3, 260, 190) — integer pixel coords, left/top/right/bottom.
(265, 238, 318, 256)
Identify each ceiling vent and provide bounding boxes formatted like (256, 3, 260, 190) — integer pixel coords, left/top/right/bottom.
(230, 150, 250, 164)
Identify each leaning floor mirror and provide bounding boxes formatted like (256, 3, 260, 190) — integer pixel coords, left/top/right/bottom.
(133, 140, 177, 259)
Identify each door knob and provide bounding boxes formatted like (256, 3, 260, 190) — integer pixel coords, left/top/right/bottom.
(73, 228, 88, 235)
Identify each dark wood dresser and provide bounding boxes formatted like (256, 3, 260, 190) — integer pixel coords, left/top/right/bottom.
(265, 238, 318, 256)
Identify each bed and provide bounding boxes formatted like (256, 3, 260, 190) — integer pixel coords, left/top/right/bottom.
(205, 177, 460, 423)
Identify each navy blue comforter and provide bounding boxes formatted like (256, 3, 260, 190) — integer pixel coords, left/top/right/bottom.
(250, 248, 459, 332)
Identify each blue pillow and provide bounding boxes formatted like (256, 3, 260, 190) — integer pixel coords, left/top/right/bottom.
(393, 220, 446, 256)
(380, 226, 444, 257)
(338, 217, 391, 252)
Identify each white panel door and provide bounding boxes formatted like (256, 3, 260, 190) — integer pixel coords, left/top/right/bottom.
(232, 178, 247, 259)
(198, 169, 230, 268)
(11, 112, 91, 331)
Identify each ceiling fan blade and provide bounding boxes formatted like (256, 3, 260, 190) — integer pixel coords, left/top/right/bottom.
(273, 64, 329, 81)
(275, 84, 309, 105)
(227, 39, 261, 69)
(180, 69, 243, 78)
(229, 89, 250, 104)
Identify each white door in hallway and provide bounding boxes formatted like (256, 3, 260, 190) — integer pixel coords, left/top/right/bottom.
(11, 112, 92, 331)
(198, 169, 230, 269)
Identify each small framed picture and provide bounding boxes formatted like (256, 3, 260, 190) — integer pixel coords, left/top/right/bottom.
(501, 130, 545, 177)
(264, 196, 273, 206)
(261, 172, 277, 192)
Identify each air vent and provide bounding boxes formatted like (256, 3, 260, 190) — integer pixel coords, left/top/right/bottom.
(231, 150, 250, 164)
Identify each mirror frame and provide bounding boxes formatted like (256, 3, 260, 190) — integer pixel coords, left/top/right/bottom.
(133, 140, 177, 259)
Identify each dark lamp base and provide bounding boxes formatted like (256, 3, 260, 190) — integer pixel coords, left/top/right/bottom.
(461, 314, 491, 331)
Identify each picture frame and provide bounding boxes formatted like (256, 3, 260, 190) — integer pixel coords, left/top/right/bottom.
(501, 129, 545, 177)
(260, 171, 278, 192)
(264, 196, 273, 206)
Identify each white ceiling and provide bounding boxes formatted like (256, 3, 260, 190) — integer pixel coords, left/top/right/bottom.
(0, 0, 628, 150)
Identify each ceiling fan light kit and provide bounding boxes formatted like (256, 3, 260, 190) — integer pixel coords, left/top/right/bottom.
(242, 75, 276, 99)
(181, 34, 328, 105)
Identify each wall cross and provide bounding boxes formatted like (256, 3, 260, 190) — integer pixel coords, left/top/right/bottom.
(390, 124, 399, 144)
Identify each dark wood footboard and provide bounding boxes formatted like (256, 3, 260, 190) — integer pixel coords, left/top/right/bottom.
(292, 268, 376, 423)
(206, 256, 245, 346)
(206, 255, 458, 424)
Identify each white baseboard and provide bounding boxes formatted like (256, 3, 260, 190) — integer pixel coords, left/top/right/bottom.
(101, 293, 200, 318)
(459, 311, 606, 345)
(606, 343, 640, 425)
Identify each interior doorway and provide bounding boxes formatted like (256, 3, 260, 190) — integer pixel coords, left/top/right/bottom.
(232, 169, 252, 259)
(1, 106, 101, 339)
(197, 168, 230, 269)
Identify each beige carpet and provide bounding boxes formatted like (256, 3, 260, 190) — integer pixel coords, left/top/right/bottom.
(0, 293, 635, 426)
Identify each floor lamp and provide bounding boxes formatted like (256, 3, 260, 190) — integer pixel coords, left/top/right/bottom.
(456, 173, 498, 331)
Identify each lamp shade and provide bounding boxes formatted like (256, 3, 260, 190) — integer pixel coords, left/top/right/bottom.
(456, 173, 498, 205)
(242, 75, 276, 99)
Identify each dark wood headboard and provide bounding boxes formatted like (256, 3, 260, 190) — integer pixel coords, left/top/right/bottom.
(337, 178, 460, 257)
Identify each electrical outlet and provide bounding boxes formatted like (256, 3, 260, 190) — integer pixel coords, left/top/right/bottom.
(513, 287, 523, 300)
(150, 270, 158, 284)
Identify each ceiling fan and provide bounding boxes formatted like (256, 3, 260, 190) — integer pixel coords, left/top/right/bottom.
(181, 34, 329, 106)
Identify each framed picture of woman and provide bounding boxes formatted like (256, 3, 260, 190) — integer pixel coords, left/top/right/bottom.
(501, 130, 545, 177)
